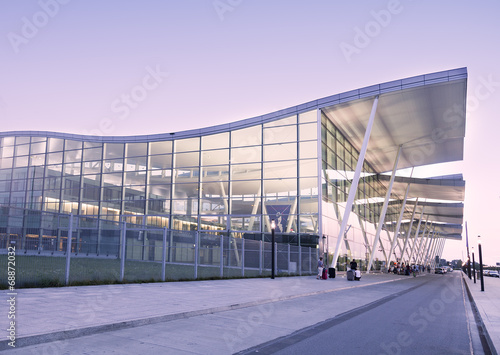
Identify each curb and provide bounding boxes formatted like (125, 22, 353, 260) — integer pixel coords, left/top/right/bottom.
(462, 273, 498, 355)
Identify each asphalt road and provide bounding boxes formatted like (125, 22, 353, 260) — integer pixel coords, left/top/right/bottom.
(240, 273, 481, 355)
(3, 273, 482, 354)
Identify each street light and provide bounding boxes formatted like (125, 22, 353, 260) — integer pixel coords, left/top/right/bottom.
(472, 246, 476, 284)
(478, 236, 484, 292)
(271, 219, 276, 279)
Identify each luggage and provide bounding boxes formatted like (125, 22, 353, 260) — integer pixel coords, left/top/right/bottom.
(347, 269, 354, 281)
(322, 268, 328, 280)
(328, 267, 336, 279)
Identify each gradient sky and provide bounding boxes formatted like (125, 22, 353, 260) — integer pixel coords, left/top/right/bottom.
(1, 0, 499, 265)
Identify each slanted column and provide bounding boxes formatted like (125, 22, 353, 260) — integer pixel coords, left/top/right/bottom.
(332, 96, 379, 268)
(401, 198, 418, 263)
(414, 217, 430, 264)
(387, 183, 410, 267)
(417, 224, 433, 265)
(408, 205, 426, 264)
(367, 145, 402, 272)
(423, 229, 436, 266)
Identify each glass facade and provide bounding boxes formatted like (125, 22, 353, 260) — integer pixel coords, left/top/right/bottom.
(0, 108, 406, 271)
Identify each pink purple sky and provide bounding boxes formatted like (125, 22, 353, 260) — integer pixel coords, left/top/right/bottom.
(1, 0, 499, 265)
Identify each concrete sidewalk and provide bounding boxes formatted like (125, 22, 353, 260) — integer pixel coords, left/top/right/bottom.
(462, 270, 500, 354)
(0, 271, 498, 353)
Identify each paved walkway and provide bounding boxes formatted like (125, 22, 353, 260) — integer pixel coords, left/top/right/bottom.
(0, 271, 498, 353)
(462, 270, 500, 354)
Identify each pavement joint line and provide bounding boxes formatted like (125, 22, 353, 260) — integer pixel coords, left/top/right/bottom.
(0, 275, 411, 351)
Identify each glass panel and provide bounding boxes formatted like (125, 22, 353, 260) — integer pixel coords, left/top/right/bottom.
(30, 142, 46, 154)
(175, 137, 199, 153)
(231, 146, 261, 164)
(104, 143, 124, 159)
(0, 158, 12, 169)
(299, 159, 318, 178)
(231, 180, 261, 197)
(202, 149, 229, 166)
(148, 169, 172, 185)
(172, 183, 199, 199)
(299, 110, 317, 123)
(124, 171, 146, 185)
(102, 185, 122, 200)
(174, 152, 199, 167)
(231, 163, 261, 180)
(64, 162, 81, 175)
(15, 137, 30, 144)
(83, 147, 102, 161)
(263, 125, 296, 144)
(199, 215, 226, 229)
(300, 141, 318, 159)
(12, 167, 28, 179)
(1, 146, 14, 158)
(47, 152, 63, 165)
(263, 115, 296, 127)
(263, 143, 297, 161)
(14, 156, 29, 167)
(263, 179, 297, 195)
(201, 181, 229, 198)
(84, 142, 102, 148)
(150, 141, 172, 155)
(14, 145, 30, 156)
(263, 161, 297, 179)
(0, 169, 12, 180)
(202, 132, 229, 150)
(125, 156, 147, 171)
(64, 149, 82, 163)
(47, 138, 64, 152)
(230, 199, 261, 215)
(147, 199, 170, 214)
(171, 199, 198, 215)
(103, 159, 124, 173)
(1, 137, 15, 146)
(299, 122, 318, 141)
(150, 154, 172, 170)
(173, 167, 199, 182)
(65, 140, 82, 150)
(231, 126, 261, 147)
(149, 184, 171, 199)
(200, 198, 227, 214)
(230, 216, 260, 231)
(102, 173, 123, 185)
(201, 165, 229, 181)
(126, 143, 147, 157)
(82, 161, 101, 174)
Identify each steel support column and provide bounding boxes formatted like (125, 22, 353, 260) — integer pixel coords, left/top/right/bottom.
(401, 198, 418, 263)
(387, 183, 411, 267)
(367, 146, 402, 272)
(332, 96, 379, 268)
(408, 205, 426, 264)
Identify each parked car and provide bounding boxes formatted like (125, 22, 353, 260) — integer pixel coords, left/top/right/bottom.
(487, 271, 499, 278)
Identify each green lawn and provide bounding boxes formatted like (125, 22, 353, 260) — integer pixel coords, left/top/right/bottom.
(0, 254, 296, 288)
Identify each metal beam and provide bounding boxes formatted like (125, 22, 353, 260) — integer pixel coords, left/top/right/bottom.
(387, 182, 411, 266)
(401, 198, 418, 262)
(366, 141, 402, 273)
(332, 96, 379, 268)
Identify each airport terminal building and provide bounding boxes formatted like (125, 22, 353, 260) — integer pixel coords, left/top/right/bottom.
(0, 68, 467, 277)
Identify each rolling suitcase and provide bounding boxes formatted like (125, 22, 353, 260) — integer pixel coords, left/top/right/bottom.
(347, 269, 354, 281)
(322, 268, 328, 280)
(328, 267, 336, 279)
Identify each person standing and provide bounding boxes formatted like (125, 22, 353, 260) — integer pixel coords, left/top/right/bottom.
(350, 259, 357, 271)
(317, 257, 324, 279)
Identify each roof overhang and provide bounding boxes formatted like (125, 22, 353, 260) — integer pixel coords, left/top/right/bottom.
(321, 68, 467, 173)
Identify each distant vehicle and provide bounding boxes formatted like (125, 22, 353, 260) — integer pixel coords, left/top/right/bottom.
(486, 271, 499, 278)
(435, 267, 446, 274)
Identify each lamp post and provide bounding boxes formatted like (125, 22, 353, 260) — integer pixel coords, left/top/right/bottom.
(472, 247, 476, 284)
(478, 236, 484, 292)
(271, 219, 275, 279)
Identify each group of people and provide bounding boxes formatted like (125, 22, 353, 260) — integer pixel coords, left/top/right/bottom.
(389, 263, 427, 276)
(317, 258, 362, 280)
